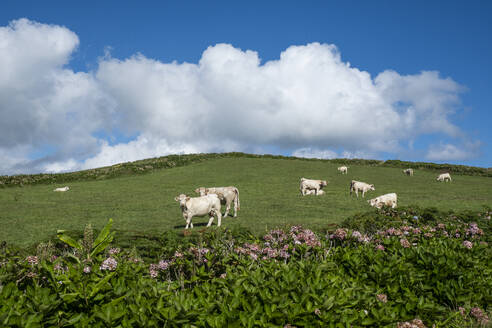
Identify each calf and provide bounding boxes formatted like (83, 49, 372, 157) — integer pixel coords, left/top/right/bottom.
(368, 193, 397, 209)
(300, 178, 327, 196)
(175, 194, 222, 229)
(195, 186, 240, 217)
(436, 173, 452, 182)
(350, 180, 375, 198)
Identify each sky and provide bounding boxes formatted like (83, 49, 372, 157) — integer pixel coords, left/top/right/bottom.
(0, 1, 491, 175)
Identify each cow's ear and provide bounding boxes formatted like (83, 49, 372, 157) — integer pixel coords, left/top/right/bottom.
(186, 197, 190, 201)
(174, 197, 179, 201)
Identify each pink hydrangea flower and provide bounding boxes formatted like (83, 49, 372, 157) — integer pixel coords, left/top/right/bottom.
(462, 241, 473, 249)
(377, 294, 388, 303)
(400, 238, 411, 248)
(100, 257, 117, 271)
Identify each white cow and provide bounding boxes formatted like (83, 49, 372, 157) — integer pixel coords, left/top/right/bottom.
(350, 180, 375, 198)
(337, 166, 348, 174)
(368, 193, 397, 209)
(403, 168, 414, 176)
(54, 186, 70, 192)
(175, 194, 222, 229)
(300, 178, 327, 196)
(195, 186, 240, 217)
(304, 189, 325, 196)
(437, 173, 452, 182)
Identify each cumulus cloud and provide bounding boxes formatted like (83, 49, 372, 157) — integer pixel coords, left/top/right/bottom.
(0, 18, 479, 174)
(426, 141, 481, 161)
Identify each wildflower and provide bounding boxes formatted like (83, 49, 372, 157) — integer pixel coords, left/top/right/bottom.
(424, 232, 433, 238)
(174, 251, 183, 258)
(458, 307, 466, 317)
(455, 233, 461, 238)
(54, 263, 66, 273)
(400, 238, 411, 248)
(26, 272, 37, 278)
(358, 234, 371, 243)
(375, 244, 385, 251)
(331, 228, 347, 240)
(100, 257, 117, 271)
(396, 318, 426, 328)
(314, 308, 321, 316)
(412, 228, 421, 235)
(108, 248, 120, 255)
(377, 294, 388, 303)
(462, 241, 473, 249)
(220, 273, 227, 279)
(50, 255, 58, 262)
(351, 231, 362, 239)
(437, 223, 446, 229)
(149, 264, 158, 278)
(128, 257, 143, 263)
(83, 266, 91, 274)
(412, 216, 419, 220)
(470, 307, 489, 325)
(158, 260, 170, 270)
(26, 256, 38, 265)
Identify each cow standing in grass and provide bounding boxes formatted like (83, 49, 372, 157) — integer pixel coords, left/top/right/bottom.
(437, 173, 452, 182)
(175, 194, 222, 229)
(195, 186, 240, 217)
(300, 178, 327, 196)
(403, 168, 414, 176)
(338, 166, 348, 174)
(350, 180, 375, 198)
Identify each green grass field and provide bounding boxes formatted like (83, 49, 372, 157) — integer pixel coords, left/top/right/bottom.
(1, 157, 491, 247)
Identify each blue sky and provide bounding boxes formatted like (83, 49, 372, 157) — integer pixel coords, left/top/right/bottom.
(0, 1, 491, 174)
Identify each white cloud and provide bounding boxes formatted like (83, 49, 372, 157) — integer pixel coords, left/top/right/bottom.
(426, 141, 481, 161)
(292, 148, 339, 159)
(0, 19, 479, 174)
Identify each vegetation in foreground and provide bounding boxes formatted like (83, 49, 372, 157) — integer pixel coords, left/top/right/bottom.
(1, 207, 491, 327)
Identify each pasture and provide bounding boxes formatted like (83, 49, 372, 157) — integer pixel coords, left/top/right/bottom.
(1, 156, 491, 247)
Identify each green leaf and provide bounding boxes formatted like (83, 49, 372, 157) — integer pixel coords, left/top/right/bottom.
(90, 272, 116, 298)
(56, 231, 82, 250)
(93, 219, 113, 249)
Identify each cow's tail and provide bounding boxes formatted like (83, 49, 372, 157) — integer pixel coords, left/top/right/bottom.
(234, 187, 240, 210)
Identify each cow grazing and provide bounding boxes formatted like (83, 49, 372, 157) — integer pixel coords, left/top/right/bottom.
(403, 168, 414, 176)
(368, 193, 397, 209)
(175, 194, 222, 229)
(337, 166, 348, 174)
(300, 178, 327, 196)
(195, 186, 240, 217)
(436, 173, 452, 182)
(304, 189, 325, 196)
(350, 180, 375, 198)
(54, 186, 70, 192)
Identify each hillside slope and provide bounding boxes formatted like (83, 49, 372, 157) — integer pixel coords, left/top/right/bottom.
(1, 156, 491, 247)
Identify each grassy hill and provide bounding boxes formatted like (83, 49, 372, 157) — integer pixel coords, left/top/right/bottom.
(1, 155, 491, 247)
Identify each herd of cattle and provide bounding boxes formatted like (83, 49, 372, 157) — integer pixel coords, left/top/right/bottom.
(52, 166, 453, 229)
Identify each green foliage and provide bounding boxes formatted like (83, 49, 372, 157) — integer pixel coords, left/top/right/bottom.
(0, 208, 491, 327)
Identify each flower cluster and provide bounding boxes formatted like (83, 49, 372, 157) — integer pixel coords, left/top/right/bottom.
(100, 257, 117, 271)
(108, 248, 120, 255)
(470, 307, 489, 325)
(377, 293, 388, 303)
(396, 318, 426, 328)
(26, 256, 38, 265)
(329, 228, 348, 241)
(462, 240, 473, 249)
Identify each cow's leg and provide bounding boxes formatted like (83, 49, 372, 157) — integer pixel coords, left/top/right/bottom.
(207, 213, 214, 227)
(185, 214, 193, 229)
(362, 190, 365, 198)
(233, 197, 238, 217)
(216, 210, 222, 227)
(223, 200, 231, 217)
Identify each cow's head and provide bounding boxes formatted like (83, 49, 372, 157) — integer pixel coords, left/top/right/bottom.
(175, 194, 190, 207)
(368, 198, 379, 208)
(195, 187, 207, 196)
(320, 180, 327, 187)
